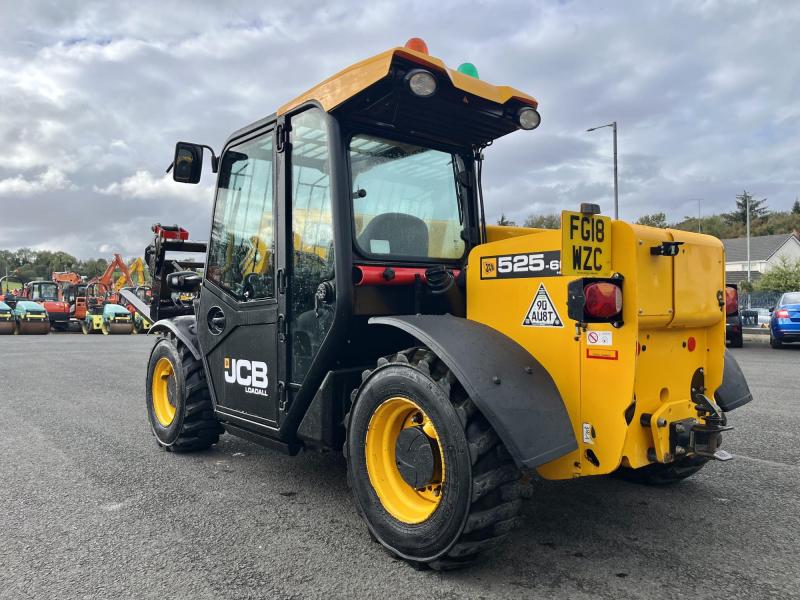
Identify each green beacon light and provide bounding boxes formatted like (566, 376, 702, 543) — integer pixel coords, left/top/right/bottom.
(457, 62, 479, 79)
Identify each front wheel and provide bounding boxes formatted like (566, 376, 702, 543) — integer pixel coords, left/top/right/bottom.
(146, 335, 223, 451)
(345, 348, 522, 570)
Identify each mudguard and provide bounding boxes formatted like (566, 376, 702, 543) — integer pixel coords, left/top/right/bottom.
(149, 315, 202, 360)
(370, 314, 578, 469)
(715, 349, 753, 412)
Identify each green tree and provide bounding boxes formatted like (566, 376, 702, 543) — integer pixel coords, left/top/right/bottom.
(754, 257, 800, 292)
(636, 212, 667, 228)
(792, 199, 800, 215)
(496, 213, 516, 226)
(724, 190, 768, 225)
(523, 213, 560, 229)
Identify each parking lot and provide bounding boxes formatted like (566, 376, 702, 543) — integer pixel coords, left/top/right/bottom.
(1, 335, 798, 600)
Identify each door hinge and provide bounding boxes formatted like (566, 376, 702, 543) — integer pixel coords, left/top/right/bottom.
(278, 380, 288, 411)
(276, 268, 286, 294)
(277, 313, 287, 343)
(276, 124, 290, 153)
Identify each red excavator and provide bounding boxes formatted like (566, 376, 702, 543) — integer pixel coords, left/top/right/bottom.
(82, 254, 134, 334)
(86, 254, 131, 306)
(52, 271, 88, 331)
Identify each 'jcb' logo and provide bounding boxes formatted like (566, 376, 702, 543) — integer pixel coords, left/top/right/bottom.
(224, 357, 268, 389)
(481, 257, 497, 278)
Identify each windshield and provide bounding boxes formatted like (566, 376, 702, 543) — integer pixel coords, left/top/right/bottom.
(781, 292, 800, 305)
(32, 282, 58, 301)
(350, 134, 465, 260)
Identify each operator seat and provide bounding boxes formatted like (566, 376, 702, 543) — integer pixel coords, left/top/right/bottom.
(358, 213, 429, 257)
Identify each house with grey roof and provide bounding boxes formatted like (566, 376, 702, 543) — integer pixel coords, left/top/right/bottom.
(723, 232, 800, 284)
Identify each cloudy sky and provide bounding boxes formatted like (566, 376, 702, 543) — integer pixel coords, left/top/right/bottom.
(0, 0, 798, 258)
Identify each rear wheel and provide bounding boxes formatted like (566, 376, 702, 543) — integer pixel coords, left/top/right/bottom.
(146, 335, 223, 452)
(613, 455, 708, 485)
(770, 334, 783, 349)
(345, 348, 522, 570)
(730, 333, 743, 348)
(81, 320, 90, 335)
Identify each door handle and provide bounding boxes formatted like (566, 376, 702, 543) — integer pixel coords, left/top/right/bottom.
(314, 281, 335, 318)
(207, 306, 226, 335)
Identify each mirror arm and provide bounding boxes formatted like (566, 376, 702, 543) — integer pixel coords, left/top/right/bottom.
(198, 144, 219, 173)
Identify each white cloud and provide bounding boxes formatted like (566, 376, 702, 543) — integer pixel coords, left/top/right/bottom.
(94, 170, 211, 202)
(0, 0, 798, 256)
(0, 167, 75, 196)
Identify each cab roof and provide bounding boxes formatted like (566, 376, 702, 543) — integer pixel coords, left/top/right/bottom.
(278, 45, 538, 117)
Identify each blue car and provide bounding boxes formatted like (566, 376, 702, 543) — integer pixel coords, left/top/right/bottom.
(770, 291, 800, 348)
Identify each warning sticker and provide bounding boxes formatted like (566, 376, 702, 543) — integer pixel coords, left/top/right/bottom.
(522, 283, 563, 327)
(586, 331, 612, 346)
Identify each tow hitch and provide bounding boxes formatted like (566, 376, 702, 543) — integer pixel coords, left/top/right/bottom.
(671, 394, 733, 462)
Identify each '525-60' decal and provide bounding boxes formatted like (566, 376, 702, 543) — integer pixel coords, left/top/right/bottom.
(480, 250, 560, 279)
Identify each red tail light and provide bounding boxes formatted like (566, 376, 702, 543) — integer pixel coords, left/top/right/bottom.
(584, 282, 622, 319)
(776, 309, 790, 319)
(725, 286, 738, 316)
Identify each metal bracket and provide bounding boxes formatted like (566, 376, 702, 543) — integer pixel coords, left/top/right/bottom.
(650, 241, 684, 256)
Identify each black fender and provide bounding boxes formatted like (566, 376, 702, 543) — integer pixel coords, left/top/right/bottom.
(715, 349, 752, 412)
(370, 314, 578, 470)
(149, 315, 201, 360)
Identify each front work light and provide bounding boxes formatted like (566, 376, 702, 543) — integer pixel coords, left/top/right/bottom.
(517, 106, 541, 130)
(406, 69, 437, 97)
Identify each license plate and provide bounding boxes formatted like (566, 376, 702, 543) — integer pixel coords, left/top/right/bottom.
(560, 210, 612, 276)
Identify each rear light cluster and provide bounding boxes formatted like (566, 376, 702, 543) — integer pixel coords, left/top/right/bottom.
(776, 309, 790, 319)
(584, 282, 622, 319)
(567, 278, 623, 325)
(725, 286, 739, 316)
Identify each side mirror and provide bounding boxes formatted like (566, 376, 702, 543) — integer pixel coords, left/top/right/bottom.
(769, 306, 775, 313)
(172, 142, 204, 184)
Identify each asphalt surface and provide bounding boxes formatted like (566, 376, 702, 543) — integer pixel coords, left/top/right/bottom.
(1, 335, 798, 599)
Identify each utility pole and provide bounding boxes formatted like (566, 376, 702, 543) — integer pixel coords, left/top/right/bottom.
(586, 122, 619, 219)
(746, 193, 751, 309)
(698, 199, 702, 233)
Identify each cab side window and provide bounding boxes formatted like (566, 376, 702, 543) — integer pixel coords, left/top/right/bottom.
(207, 133, 275, 301)
(289, 109, 335, 383)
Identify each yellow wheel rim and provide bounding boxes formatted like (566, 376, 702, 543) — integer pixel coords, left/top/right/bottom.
(152, 357, 177, 427)
(365, 397, 445, 524)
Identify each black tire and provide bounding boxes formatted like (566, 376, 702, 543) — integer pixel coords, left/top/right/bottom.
(613, 454, 708, 485)
(730, 333, 743, 348)
(770, 334, 783, 349)
(146, 334, 223, 452)
(345, 348, 522, 570)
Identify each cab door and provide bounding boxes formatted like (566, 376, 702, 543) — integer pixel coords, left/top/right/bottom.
(196, 127, 283, 427)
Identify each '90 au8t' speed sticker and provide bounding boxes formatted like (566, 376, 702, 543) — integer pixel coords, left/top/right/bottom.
(480, 250, 560, 279)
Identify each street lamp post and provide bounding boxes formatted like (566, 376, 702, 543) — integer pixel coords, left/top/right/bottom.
(586, 121, 618, 219)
